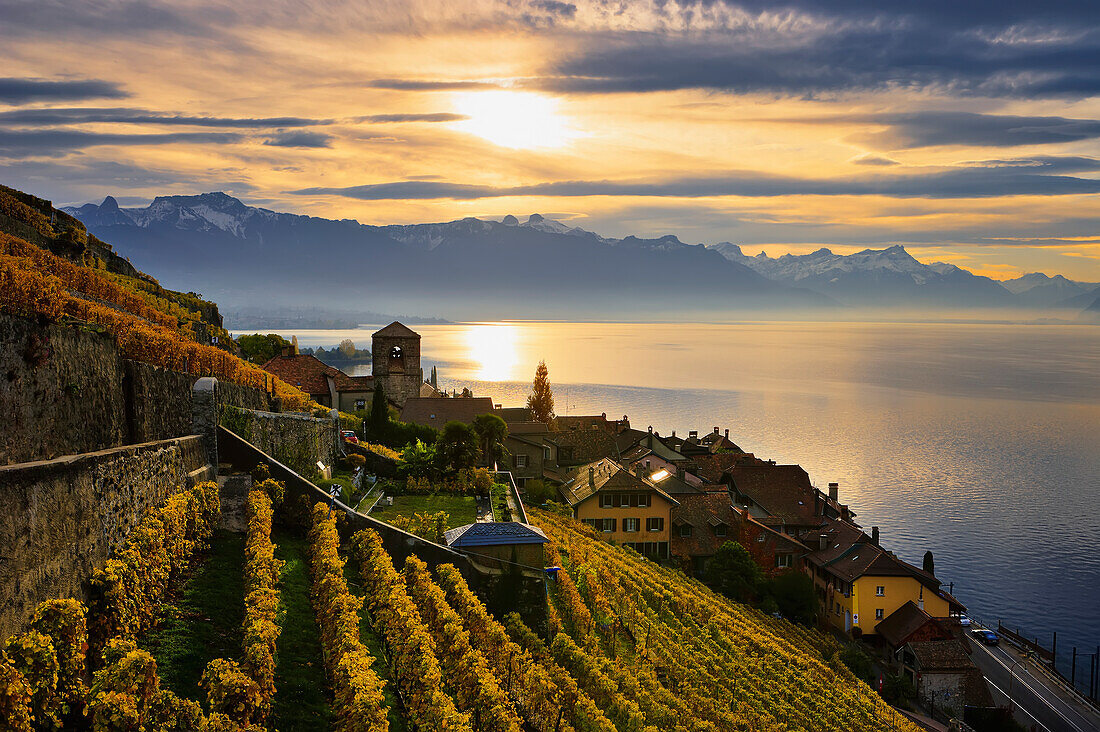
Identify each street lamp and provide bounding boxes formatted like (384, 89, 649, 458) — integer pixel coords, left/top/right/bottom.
(1007, 658, 1023, 711)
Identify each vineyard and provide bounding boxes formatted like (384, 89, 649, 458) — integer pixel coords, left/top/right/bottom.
(1, 471, 922, 731)
(0, 231, 312, 410)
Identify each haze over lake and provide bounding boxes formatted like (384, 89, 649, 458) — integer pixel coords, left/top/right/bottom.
(245, 320, 1100, 671)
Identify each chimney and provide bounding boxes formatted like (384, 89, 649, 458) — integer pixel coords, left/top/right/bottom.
(647, 427, 653, 449)
(634, 463, 644, 476)
(713, 426, 720, 434)
(671, 430, 676, 437)
(588, 467, 595, 488)
(281, 346, 291, 357)
(724, 429, 729, 439)
(601, 412, 606, 419)
(819, 535, 828, 551)
(871, 526, 879, 545)
(676, 466, 685, 480)
(828, 482, 839, 502)
(689, 430, 698, 439)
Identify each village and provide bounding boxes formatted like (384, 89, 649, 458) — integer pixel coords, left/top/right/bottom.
(258, 320, 1007, 726)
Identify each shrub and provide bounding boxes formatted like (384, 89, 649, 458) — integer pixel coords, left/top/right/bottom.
(240, 489, 283, 718)
(29, 599, 88, 717)
(0, 652, 33, 731)
(4, 631, 59, 727)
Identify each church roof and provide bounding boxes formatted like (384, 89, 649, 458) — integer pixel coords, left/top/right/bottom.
(373, 321, 420, 339)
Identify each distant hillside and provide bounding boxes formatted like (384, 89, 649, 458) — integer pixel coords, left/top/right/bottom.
(65, 193, 829, 319)
(1002, 272, 1099, 308)
(709, 242, 1019, 308)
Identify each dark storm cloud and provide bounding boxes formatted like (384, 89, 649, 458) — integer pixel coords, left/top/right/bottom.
(0, 129, 244, 157)
(529, 2, 1100, 99)
(356, 113, 468, 123)
(368, 79, 503, 91)
(0, 107, 331, 127)
(0, 78, 128, 104)
(290, 168, 1100, 201)
(847, 112, 1100, 149)
(262, 131, 333, 148)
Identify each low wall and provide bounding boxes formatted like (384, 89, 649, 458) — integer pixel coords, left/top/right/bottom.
(345, 441, 401, 478)
(218, 427, 548, 635)
(0, 435, 211, 640)
(220, 408, 337, 478)
(1, 313, 279, 465)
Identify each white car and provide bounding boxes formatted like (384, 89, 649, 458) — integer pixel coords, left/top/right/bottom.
(957, 614, 971, 627)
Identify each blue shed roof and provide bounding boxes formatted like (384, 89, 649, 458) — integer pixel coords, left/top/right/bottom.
(444, 522, 549, 547)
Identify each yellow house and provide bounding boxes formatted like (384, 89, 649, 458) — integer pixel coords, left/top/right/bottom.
(559, 458, 679, 560)
(805, 519, 964, 636)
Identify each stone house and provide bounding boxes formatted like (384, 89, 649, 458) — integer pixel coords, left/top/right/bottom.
(669, 490, 741, 574)
(730, 506, 810, 577)
(260, 352, 375, 412)
(898, 639, 991, 716)
(503, 421, 558, 488)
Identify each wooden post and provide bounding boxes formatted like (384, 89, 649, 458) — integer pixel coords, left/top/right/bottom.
(1071, 647, 1077, 687)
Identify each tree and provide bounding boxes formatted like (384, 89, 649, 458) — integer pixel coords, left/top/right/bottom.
(472, 413, 508, 467)
(923, 550, 935, 576)
(369, 384, 389, 436)
(526, 360, 555, 423)
(435, 421, 481, 472)
(338, 338, 356, 358)
(765, 570, 818, 625)
(704, 541, 763, 603)
(235, 333, 290, 363)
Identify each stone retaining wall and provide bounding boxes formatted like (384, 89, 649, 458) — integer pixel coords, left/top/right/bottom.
(0, 435, 211, 640)
(1, 313, 278, 465)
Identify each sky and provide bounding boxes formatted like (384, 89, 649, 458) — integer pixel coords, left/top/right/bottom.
(2, 0, 1100, 281)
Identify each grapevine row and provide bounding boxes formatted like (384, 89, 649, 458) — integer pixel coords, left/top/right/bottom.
(402, 555, 524, 732)
(307, 504, 391, 732)
(350, 527, 472, 731)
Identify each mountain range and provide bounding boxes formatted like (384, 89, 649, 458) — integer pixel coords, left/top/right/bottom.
(65, 193, 1100, 321)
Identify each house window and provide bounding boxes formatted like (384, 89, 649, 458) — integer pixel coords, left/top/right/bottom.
(876, 586, 885, 597)
(680, 525, 693, 538)
(515, 454, 528, 469)
(600, 518, 616, 533)
(646, 517, 664, 532)
(600, 494, 613, 508)
(624, 518, 640, 532)
(544, 446, 552, 460)
(714, 524, 727, 537)
(875, 608, 885, 620)
(354, 399, 365, 410)
(582, 518, 597, 529)
(756, 533, 766, 543)
(637, 493, 651, 507)
(775, 554, 792, 568)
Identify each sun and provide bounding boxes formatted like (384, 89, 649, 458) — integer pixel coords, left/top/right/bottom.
(450, 90, 581, 149)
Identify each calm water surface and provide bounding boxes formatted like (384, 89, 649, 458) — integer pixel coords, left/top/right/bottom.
(257, 321, 1100, 673)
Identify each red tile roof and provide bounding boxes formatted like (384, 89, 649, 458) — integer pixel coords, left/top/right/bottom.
(260, 354, 371, 396)
(671, 492, 739, 559)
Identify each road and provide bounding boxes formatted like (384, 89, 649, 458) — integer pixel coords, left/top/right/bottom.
(967, 633, 1100, 732)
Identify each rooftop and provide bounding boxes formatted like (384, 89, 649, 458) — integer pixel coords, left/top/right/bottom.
(907, 640, 974, 672)
(444, 522, 548, 547)
(399, 396, 496, 426)
(260, 353, 371, 396)
(373, 321, 421, 339)
(559, 458, 680, 507)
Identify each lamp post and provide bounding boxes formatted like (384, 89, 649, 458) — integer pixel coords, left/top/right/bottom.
(1007, 658, 1023, 711)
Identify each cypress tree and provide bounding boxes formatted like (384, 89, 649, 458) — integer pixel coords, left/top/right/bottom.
(369, 383, 389, 436)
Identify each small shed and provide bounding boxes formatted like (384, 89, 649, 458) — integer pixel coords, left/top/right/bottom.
(444, 522, 549, 567)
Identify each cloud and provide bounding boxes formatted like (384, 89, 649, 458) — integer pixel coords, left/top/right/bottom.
(0, 129, 244, 157)
(954, 156, 1100, 173)
(847, 112, 1100, 149)
(0, 107, 331, 127)
(850, 154, 900, 166)
(527, 9, 1100, 99)
(368, 78, 503, 91)
(0, 78, 127, 103)
(262, 131, 333, 148)
(290, 168, 1100, 201)
(356, 113, 468, 123)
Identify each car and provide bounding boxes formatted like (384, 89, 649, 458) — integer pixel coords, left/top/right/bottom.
(957, 614, 971, 627)
(341, 430, 359, 444)
(971, 629, 999, 645)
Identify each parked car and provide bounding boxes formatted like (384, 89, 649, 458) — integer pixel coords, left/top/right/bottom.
(957, 614, 971, 627)
(341, 430, 359, 444)
(972, 629, 999, 645)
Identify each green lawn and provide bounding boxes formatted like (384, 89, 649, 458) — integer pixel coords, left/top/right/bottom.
(144, 530, 245, 702)
(272, 533, 333, 732)
(368, 494, 478, 528)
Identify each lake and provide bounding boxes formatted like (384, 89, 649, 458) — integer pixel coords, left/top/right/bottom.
(244, 320, 1100, 679)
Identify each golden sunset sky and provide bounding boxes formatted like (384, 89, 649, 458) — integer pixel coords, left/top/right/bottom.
(2, 0, 1099, 280)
